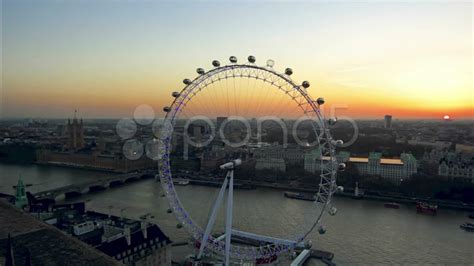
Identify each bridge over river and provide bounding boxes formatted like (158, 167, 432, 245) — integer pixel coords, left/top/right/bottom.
(33, 169, 157, 200)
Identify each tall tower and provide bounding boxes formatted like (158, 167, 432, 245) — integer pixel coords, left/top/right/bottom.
(97, 131, 106, 152)
(384, 115, 392, 129)
(67, 110, 85, 150)
(15, 175, 28, 209)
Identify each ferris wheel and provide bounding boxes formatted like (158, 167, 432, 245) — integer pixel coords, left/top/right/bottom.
(158, 56, 343, 264)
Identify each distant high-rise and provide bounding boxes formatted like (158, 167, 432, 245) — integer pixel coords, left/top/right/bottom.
(192, 124, 203, 144)
(66, 110, 84, 150)
(384, 115, 392, 129)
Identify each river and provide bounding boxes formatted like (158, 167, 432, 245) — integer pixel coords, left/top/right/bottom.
(0, 162, 472, 265)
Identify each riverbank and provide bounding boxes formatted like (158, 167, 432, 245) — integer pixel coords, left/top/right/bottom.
(334, 192, 474, 211)
(5, 161, 473, 212)
(180, 176, 474, 212)
(35, 161, 123, 173)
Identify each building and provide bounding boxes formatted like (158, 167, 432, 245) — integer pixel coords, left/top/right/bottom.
(192, 124, 203, 144)
(36, 149, 155, 173)
(304, 150, 418, 184)
(421, 149, 449, 165)
(255, 158, 286, 172)
(27, 203, 172, 266)
(0, 200, 119, 266)
(304, 148, 322, 174)
(438, 160, 474, 179)
(421, 148, 473, 179)
(405, 138, 452, 149)
(253, 144, 305, 164)
(438, 152, 474, 179)
(66, 111, 85, 150)
(200, 147, 226, 172)
(455, 144, 474, 154)
(96, 219, 172, 265)
(336, 151, 351, 163)
(384, 115, 392, 129)
(352, 153, 417, 183)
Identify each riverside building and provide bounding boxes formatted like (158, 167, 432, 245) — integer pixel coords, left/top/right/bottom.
(305, 150, 417, 184)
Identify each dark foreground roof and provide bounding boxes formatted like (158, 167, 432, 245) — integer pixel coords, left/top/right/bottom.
(97, 224, 172, 257)
(0, 200, 119, 266)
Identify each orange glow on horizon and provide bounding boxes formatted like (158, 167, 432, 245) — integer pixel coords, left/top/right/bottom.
(2, 2, 471, 119)
(3, 73, 473, 119)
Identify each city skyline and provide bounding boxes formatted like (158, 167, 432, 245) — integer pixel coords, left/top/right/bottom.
(1, 1, 472, 119)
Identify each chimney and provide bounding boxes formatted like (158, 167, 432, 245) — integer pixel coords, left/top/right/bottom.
(141, 221, 148, 239)
(24, 248, 32, 266)
(124, 226, 131, 246)
(5, 233, 15, 266)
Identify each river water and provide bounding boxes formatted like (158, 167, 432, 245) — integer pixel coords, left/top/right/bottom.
(1, 162, 472, 265)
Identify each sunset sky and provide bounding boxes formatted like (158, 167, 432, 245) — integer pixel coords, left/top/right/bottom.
(1, 1, 472, 119)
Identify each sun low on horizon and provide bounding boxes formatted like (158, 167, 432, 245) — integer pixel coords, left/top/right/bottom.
(1, 1, 472, 120)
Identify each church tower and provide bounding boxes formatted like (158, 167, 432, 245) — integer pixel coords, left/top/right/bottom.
(15, 175, 28, 209)
(66, 110, 85, 150)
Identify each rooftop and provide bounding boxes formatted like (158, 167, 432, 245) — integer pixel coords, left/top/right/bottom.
(349, 157, 404, 165)
(97, 224, 171, 257)
(0, 200, 119, 266)
(380, 158, 404, 165)
(369, 152, 382, 160)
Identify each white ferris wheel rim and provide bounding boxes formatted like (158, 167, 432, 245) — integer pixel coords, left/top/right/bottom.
(157, 58, 338, 260)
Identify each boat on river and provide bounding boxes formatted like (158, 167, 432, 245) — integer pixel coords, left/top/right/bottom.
(173, 179, 190, 186)
(460, 222, 474, 232)
(284, 192, 315, 201)
(384, 202, 400, 209)
(416, 202, 437, 215)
